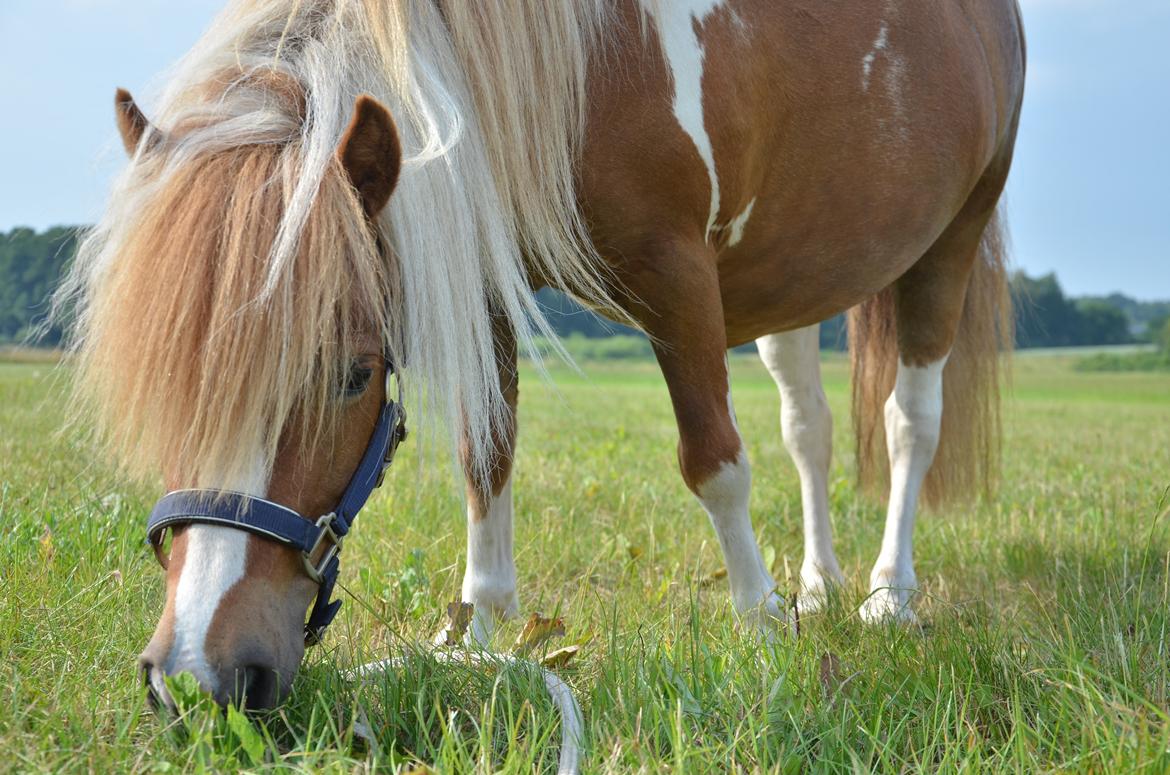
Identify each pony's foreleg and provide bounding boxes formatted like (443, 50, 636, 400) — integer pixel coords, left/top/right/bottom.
(756, 326, 844, 612)
(457, 325, 520, 645)
(639, 257, 788, 637)
(462, 478, 519, 644)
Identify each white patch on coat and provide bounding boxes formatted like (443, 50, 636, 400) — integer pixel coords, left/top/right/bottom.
(862, 9, 910, 142)
(642, 0, 725, 241)
(861, 23, 889, 91)
(461, 478, 519, 644)
(883, 51, 910, 142)
(166, 458, 269, 691)
(860, 353, 948, 623)
(726, 197, 756, 247)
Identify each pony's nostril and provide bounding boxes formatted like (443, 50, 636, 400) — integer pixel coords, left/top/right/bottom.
(138, 659, 176, 713)
(240, 665, 275, 710)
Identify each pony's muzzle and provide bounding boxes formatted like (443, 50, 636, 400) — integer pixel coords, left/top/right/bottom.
(138, 649, 282, 711)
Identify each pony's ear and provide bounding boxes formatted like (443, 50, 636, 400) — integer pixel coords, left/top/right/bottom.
(337, 95, 402, 217)
(115, 88, 154, 156)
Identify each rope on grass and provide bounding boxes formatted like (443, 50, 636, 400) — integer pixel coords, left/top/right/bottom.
(350, 651, 583, 775)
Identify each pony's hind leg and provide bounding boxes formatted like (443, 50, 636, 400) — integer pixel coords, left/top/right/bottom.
(859, 354, 946, 624)
(859, 194, 1002, 624)
(455, 325, 520, 644)
(756, 325, 845, 612)
(635, 247, 788, 636)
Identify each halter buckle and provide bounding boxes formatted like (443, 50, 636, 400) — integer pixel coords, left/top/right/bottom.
(301, 512, 343, 584)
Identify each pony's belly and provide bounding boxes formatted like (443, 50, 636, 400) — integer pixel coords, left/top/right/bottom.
(714, 198, 952, 347)
(717, 252, 903, 348)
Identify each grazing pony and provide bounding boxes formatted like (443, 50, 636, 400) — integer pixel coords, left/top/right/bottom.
(59, 0, 1024, 709)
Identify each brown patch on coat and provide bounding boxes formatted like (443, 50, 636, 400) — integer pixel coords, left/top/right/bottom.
(138, 524, 190, 673)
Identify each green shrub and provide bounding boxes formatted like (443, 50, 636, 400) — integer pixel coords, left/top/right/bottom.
(1074, 349, 1170, 372)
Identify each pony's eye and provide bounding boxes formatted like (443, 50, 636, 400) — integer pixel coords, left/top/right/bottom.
(343, 363, 374, 399)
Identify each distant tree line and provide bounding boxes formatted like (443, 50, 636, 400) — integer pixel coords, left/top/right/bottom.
(0, 226, 78, 345)
(1010, 271, 1168, 348)
(1, 225, 1165, 352)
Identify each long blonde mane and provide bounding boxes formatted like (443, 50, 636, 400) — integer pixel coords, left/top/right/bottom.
(58, 0, 619, 486)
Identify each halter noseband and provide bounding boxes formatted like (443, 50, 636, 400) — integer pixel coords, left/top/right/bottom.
(146, 358, 408, 646)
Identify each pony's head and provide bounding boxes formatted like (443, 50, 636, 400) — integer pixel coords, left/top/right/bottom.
(60, 0, 617, 713)
(78, 83, 403, 709)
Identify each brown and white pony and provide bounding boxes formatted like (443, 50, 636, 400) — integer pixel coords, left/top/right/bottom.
(59, 0, 1024, 709)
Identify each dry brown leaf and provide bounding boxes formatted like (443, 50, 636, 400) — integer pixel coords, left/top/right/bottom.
(513, 613, 565, 655)
(819, 652, 842, 696)
(819, 651, 859, 706)
(441, 601, 474, 647)
(540, 645, 581, 669)
(38, 527, 54, 562)
(699, 567, 727, 588)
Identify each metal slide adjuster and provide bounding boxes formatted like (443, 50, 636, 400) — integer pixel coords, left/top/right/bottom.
(301, 512, 343, 584)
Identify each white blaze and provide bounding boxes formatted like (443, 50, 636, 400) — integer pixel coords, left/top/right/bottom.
(165, 458, 268, 691)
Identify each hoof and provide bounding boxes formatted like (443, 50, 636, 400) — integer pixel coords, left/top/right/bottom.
(859, 585, 919, 625)
(798, 565, 847, 614)
(740, 591, 795, 641)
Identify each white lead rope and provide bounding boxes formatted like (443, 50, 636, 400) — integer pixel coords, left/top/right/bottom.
(350, 651, 584, 774)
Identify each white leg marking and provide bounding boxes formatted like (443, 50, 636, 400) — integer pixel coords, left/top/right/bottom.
(697, 445, 787, 635)
(860, 354, 949, 624)
(757, 326, 844, 612)
(641, 0, 725, 240)
(460, 478, 519, 645)
(167, 459, 269, 691)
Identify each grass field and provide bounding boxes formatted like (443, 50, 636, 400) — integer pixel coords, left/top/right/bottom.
(2, 352, 1169, 772)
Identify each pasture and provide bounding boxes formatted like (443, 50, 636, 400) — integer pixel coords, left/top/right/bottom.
(2, 351, 1169, 772)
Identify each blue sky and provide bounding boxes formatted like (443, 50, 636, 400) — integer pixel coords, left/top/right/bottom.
(1, 0, 1166, 298)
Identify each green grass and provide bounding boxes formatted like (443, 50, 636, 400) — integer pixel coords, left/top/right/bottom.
(2, 352, 1169, 772)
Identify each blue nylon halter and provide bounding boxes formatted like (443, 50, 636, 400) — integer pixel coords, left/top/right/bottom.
(146, 362, 408, 646)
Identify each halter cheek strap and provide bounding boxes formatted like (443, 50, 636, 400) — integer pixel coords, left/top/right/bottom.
(146, 364, 407, 646)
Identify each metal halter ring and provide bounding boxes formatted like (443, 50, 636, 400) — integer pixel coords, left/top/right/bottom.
(301, 512, 343, 584)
